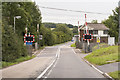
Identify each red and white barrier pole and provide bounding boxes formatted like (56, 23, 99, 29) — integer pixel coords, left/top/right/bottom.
(85, 14, 90, 45)
(78, 21, 80, 42)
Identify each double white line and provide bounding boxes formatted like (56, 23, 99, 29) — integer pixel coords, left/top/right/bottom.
(35, 47, 60, 80)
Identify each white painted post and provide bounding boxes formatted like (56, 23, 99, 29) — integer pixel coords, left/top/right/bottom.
(14, 17, 15, 33)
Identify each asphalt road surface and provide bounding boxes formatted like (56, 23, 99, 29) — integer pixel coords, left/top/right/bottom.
(2, 42, 107, 79)
(43, 42, 106, 79)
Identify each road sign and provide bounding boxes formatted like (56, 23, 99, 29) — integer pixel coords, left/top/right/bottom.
(85, 35, 91, 39)
(24, 34, 35, 43)
(97, 36, 100, 43)
(39, 35, 43, 40)
(83, 34, 93, 41)
(26, 42, 32, 45)
(26, 36, 33, 41)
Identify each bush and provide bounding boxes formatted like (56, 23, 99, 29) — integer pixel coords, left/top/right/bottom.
(2, 24, 27, 62)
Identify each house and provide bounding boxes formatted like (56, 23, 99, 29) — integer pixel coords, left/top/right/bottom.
(80, 23, 110, 43)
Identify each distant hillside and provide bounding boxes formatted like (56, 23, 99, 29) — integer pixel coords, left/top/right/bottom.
(43, 22, 78, 36)
(43, 23, 77, 28)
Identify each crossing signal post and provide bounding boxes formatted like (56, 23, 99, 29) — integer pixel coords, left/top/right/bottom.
(24, 33, 35, 56)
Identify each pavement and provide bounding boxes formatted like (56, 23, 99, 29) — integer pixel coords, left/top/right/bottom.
(74, 48, 119, 73)
(96, 62, 120, 73)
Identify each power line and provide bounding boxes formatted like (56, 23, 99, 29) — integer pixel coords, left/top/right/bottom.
(39, 6, 110, 15)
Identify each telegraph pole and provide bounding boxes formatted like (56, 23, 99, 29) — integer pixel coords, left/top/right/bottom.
(37, 24, 39, 49)
(118, 1, 120, 45)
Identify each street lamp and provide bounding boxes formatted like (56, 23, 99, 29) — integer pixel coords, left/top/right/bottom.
(14, 16, 21, 33)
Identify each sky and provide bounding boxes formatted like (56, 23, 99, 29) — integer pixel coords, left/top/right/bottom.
(33, 0, 119, 26)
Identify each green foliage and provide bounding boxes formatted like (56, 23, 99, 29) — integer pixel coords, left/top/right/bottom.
(73, 26, 78, 36)
(92, 43, 109, 51)
(2, 18, 28, 62)
(102, 7, 118, 42)
(2, 2, 73, 63)
(43, 22, 75, 28)
(108, 71, 120, 80)
(2, 2, 41, 62)
(91, 20, 98, 23)
(53, 24, 73, 42)
(40, 24, 73, 46)
(2, 55, 35, 68)
(71, 43, 76, 47)
(85, 46, 119, 65)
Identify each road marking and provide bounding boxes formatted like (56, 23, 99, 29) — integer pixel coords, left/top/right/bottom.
(72, 48, 76, 55)
(36, 48, 45, 56)
(45, 47, 60, 78)
(91, 65, 104, 74)
(72, 48, 114, 79)
(104, 73, 114, 80)
(35, 47, 61, 80)
(83, 58, 114, 80)
(35, 59, 56, 80)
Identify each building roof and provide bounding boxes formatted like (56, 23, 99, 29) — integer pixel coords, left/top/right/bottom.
(81, 23, 109, 30)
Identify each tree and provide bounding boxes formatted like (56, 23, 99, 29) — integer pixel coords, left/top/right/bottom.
(102, 7, 118, 42)
(53, 24, 73, 42)
(2, 2, 42, 62)
(2, 18, 27, 62)
(91, 20, 98, 23)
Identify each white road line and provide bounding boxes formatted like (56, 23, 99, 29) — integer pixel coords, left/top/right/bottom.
(72, 48, 76, 55)
(35, 47, 61, 80)
(72, 48, 113, 79)
(45, 47, 60, 78)
(35, 59, 56, 80)
(83, 58, 114, 80)
(91, 65, 104, 74)
(104, 73, 114, 80)
(46, 69, 52, 78)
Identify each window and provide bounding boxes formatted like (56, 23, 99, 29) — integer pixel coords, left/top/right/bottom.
(104, 30, 108, 34)
(84, 30, 93, 34)
(89, 30, 93, 34)
(93, 30, 98, 34)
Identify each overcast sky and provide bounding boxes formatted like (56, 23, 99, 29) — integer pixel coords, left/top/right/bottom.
(33, 0, 119, 26)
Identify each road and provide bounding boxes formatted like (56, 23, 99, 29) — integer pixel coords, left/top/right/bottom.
(40, 42, 107, 79)
(2, 42, 107, 79)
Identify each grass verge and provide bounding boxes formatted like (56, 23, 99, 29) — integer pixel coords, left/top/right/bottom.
(92, 43, 109, 51)
(108, 71, 120, 80)
(2, 55, 35, 68)
(71, 43, 76, 47)
(85, 45, 119, 65)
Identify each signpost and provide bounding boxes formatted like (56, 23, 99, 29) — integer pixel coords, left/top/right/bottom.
(97, 36, 100, 49)
(39, 35, 43, 40)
